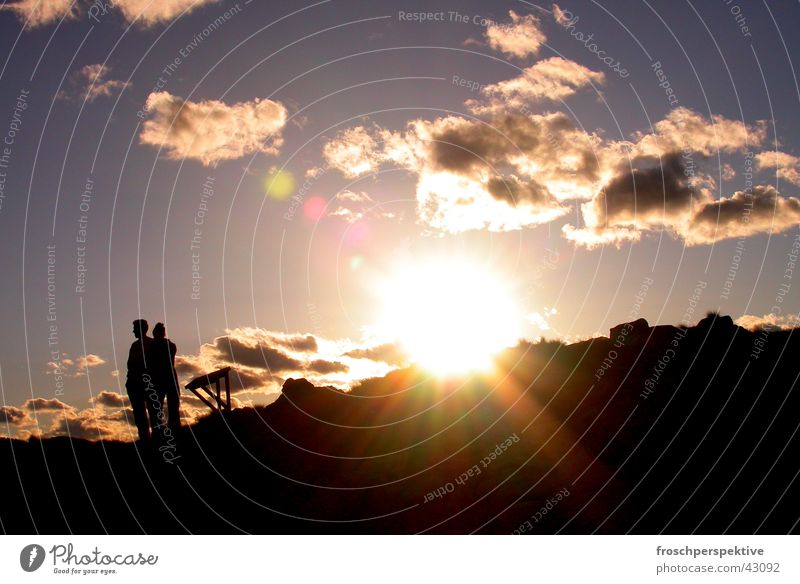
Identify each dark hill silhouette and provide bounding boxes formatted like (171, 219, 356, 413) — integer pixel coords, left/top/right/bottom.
(2, 313, 800, 534)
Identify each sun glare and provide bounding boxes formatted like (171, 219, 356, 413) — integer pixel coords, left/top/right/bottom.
(373, 258, 523, 375)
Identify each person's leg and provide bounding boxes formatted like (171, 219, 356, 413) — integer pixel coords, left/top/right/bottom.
(166, 384, 181, 431)
(126, 382, 149, 441)
(144, 383, 165, 441)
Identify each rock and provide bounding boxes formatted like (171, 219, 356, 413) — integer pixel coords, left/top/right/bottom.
(610, 318, 649, 341)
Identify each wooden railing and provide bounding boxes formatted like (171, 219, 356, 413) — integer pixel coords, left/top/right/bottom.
(184, 366, 231, 413)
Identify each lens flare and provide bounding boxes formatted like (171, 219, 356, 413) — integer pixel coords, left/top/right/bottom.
(264, 169, 295, 200)
(304, 196, 326, 220)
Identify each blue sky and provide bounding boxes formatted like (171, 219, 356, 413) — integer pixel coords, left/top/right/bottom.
(0, 0, 799, 440)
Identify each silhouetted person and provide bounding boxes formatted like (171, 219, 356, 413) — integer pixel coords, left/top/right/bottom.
(125, 319, 158, 442)
(149, 322, 181, 433)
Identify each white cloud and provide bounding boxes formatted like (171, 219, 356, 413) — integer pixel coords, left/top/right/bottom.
(140, 91, 288, 165)
(329, 190, 396, 223)
(47, 353, 107, 377)
(756, 151, 800, 186)
(484, 10, 546, 59)
(633, 107, 766, 158)
(736, 313, 800, 332)
(113, 0, 219, 27)
(468, 57, 605, 114)
(0, 0, 77, 28)
(322, 126, 382, 178)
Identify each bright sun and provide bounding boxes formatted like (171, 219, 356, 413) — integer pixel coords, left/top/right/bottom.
(373, 257, 523, 375)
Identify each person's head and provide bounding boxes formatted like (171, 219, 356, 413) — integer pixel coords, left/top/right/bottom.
(132, 319, 149, 339)
(153, 322, 166, 339)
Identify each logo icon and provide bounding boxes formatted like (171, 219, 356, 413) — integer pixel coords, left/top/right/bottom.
(20, 544, 45, 572)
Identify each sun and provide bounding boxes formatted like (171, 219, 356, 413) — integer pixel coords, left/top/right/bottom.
(372, 257, 523, 375)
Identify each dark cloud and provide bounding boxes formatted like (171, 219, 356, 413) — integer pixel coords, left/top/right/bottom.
(47, 415, 117, 441)
(487, 176, 551, 206)
(688, 185, 800, 244)
(429, 113, 598, 182)
(595, 153, 695, 225)
(269, 333, 318, 353)
(174, 354, 203, 378)
(101, 407, 137, 426)
(344, 343, 408, 366)
(24, 398, 73, 412)
(214, 336, 303, 373)
(0, 405, 29, 426)
(306, 360, 349, 375)
(228, 368, 276, 393)
(45, 407, 139, 441)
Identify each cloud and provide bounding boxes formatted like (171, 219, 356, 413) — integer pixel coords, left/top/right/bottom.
(467, 57, 605, 114)
(632, 107, 767, 158)
(321, 126, 382, 178)
(306, 359, 349, 375)
(214, 335, 304, 373)
(218, 335, 348, 376)
(112, 0, 219, 27)
(0, 405, 29, 426)
(756, 151, 800, 186)
(322, 103, 786, 244)
(266, 332, 319, 353)
(140, 91, 288, 165)
(0, 0, 78, 28)
(322, 111, 601, 233)
(736, 313, 800, 332)
(329, 190, 397, 223)
(566, 158, 800, 247)
(721, 163, 736, 181)
(77, 353, 106, 369)
(484, 10, 546, 59)
(44, 407, 137, 441)
(2, 0, 220, 29)
(344, 342, 407, 366)
(47, 353, 107, 377)
(554, 110, 774, 246)
(686, 185, 800, 245)
(91, 391, 130, 408)
(59, 64, 128, 102)
(575, 153, 698, 238)
(23, 398, 74, 412)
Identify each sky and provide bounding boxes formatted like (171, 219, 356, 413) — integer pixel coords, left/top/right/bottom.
(0, 0, 799, 441)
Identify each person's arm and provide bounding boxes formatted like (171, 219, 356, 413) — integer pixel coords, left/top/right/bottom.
(126, 342, 136, 374)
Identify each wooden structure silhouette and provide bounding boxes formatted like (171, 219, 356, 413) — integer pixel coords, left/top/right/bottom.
(185, 366, 232, 413)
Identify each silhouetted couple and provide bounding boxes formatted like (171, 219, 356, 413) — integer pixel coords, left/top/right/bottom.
(126, 319, 181, 443)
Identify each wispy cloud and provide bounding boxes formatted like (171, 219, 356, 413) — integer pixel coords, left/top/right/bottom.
(58, 64, 128, 102)
(467, 57, 605, 114)
(484, 10, 547, 59)
(0, 0, 78, 29)
(756, 150, 800, 186)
